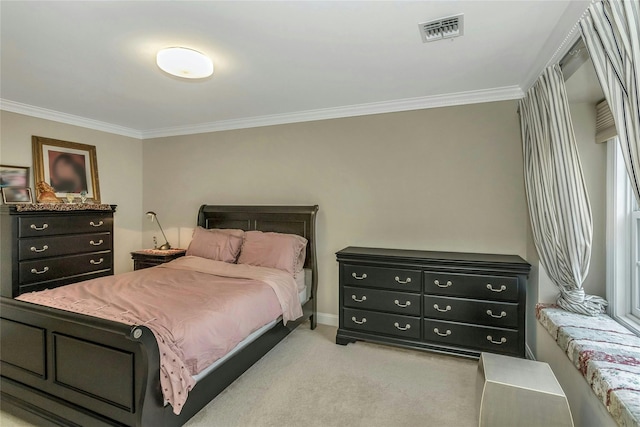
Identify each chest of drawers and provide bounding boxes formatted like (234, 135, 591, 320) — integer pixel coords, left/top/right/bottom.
(336, 247, 531, 358)
(1, 206, 117, 297)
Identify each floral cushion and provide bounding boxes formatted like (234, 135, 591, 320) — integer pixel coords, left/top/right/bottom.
(536, 304, 640, 427)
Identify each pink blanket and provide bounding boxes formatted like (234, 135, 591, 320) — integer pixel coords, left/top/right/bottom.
(16, 256, 303, 414)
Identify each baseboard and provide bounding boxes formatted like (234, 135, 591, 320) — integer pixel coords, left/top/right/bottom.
(526, 344, 536, 360)
(316, 312, 338, 327)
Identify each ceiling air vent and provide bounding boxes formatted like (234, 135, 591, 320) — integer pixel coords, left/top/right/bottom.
(419, 14, 464, 43)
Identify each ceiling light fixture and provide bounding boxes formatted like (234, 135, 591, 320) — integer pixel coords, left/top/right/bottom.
(156, 47, 213, 79)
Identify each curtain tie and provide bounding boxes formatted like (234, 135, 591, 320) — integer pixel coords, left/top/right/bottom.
(557, 287, 607, 316)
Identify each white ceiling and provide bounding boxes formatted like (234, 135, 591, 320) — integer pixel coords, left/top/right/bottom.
(0, 1, 590, 139)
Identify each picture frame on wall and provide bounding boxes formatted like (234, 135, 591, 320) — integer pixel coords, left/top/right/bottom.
(1, 187, 33, 204)
(32, 136, 101, 203)
(0, 164, 30, 188)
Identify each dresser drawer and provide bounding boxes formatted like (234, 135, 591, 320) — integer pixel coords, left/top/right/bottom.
(343, 264, 421, 292)
(423, 295, 518, 328)
(423, 319, 519, 355)
(424, 272, 518, 302)
(344, 286, 421, 316)
(19, 233, 112, 261)
(19, 251, 112, 284)
(344, 308, 421, 339)
(18, 215, 113, 238)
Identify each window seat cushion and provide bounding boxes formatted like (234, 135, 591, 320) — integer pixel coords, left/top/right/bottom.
(536, 304, 640, 427)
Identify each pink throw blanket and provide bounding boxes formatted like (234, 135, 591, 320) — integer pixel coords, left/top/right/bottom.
(16, 256, 303, 414)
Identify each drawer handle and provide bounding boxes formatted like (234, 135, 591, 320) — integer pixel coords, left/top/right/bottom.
(434, 280, 453, 288)
(90, 258, 104, 265)
(487, 335, 507, 345)
(30, 267, 49, 275)
(394, 300, 411, 308)
(394, 276, 412, 284)
(394, 322, 411, 331)
(90, 221, 104, 227)
(351, 295, 367, 303)
(487, 310, 507, 319)
(433, 304, 452, 312)
(433, 328, 451, 337)
(30, 245, 49, 253)
(89, 239, 104, 246)
(486, 284, 507, 292)
(30, 223, 49, 231)
(352, 273, 367, 280)
(351, 316, 367, 325)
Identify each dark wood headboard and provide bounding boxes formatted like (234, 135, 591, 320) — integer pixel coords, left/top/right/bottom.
(197, 205, 318, 268)
(197, 205, 319, 304)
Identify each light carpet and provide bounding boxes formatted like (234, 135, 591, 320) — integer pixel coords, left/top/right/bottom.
(0, 324, 478, 427)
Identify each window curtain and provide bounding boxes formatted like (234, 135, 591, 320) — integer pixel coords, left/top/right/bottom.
(580, 0, 640, 204)
(520, 65, 607, 316)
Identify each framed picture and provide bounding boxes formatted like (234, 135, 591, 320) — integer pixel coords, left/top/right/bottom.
(1, 187, 33, 204)
(0, 164, 30, 188)
(32, 136, 100, 203)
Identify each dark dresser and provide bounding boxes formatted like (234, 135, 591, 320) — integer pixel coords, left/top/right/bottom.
(336, 247, 531, 358)
(0, 205, 116, 297)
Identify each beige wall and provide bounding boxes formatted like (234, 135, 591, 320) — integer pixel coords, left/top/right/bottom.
(0, 111, 143, 273)
(0, 102, 531, 320)
(143, 100, 529, 319)
(525, 210, 541, 357)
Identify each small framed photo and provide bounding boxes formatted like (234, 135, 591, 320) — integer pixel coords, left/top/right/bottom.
(32, 136, 101, 203)
(0, 164, 30, 188)
(1, 187, 33, 204)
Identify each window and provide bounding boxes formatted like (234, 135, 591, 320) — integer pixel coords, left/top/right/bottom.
(631, 191, 640, 318)
(607, 138, 640, 335)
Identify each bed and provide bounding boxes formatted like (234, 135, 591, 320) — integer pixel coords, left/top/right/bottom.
(0, 204, 319, 426)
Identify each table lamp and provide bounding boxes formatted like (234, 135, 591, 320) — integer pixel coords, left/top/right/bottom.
(146, 211, 171, 250)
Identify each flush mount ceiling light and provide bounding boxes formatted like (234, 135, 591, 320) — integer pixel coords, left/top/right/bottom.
(156, 47, 213, 79)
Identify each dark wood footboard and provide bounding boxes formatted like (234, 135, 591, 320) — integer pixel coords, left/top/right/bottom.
(0, 296, 164, 426)
(1, 296, 315, 426)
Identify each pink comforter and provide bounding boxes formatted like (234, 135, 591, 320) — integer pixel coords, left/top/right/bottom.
(16, 256, 303, 414)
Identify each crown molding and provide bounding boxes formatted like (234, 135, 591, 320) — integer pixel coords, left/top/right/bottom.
(1, 85, 523, 140)
(141, 85, 524, 139)
(521, 0, 591, 93)
(0, 99, 143, 139)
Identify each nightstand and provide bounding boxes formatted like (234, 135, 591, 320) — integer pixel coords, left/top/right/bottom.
(130, 248, 186, 270)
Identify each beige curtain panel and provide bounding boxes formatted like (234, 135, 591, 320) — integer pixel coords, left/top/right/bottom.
(520, 65, 607, 316)
(580, 0, 640, 204)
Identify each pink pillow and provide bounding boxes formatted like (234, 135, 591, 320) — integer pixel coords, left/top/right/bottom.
(186, 227, 243, 263)
(207, 228, 244, 238)
(237, 231, 308, 275)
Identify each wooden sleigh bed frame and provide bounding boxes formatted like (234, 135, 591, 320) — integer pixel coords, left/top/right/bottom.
(0, 204, 319, 426)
